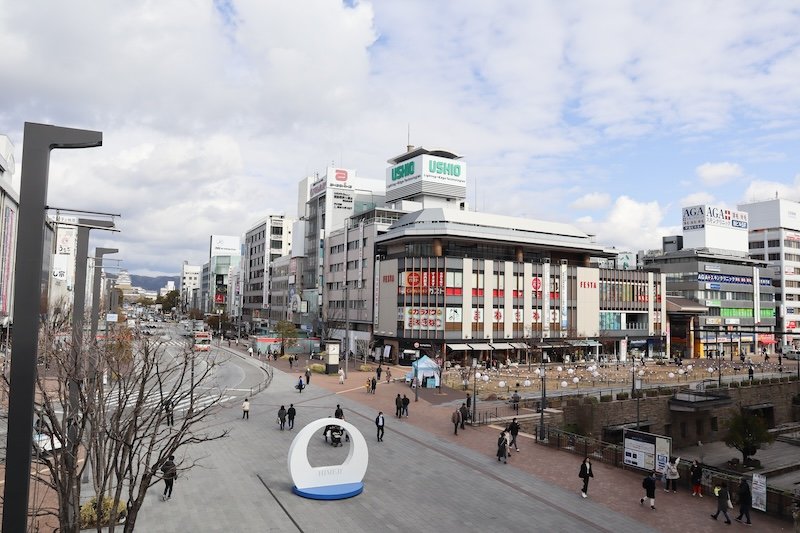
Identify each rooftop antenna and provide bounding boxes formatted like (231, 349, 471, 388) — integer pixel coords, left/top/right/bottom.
(406, 123, 413, 152)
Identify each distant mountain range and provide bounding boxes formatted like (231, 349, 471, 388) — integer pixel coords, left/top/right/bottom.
(129, 274, 180, 292)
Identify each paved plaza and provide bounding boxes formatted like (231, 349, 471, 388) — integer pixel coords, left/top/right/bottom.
(132, 350, 795, 532)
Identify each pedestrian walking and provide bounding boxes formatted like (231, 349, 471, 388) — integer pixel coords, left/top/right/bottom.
(364, 378, 371, 393)
(305, 368, 311, 385)
(748, 365, 754, 382)
(507, 417, 520, 452)
(466, 393, 472, 413)
(402, 394, 410, 417)
(371, 376, 377, 394)
(338, 368, 345, 384)
(277, 405, 287, 430)
(395, 394, 403, 418)
(452, 409, 461, 435)
(335, 404, 344, 420)
(386, 368, 392, 383)
(579, 457, 594, 498)
(496, 430, 508, 464)
(375, 411, 385, 442)
(376, 366, 382, 381)
(459, 403, 469, 430)
(289, 355, 294, 369)
(665, 457, 680, 492)
(287, 404, 296, 430)
(640, 471, 657, 510)
(248, 346, 253, 357)
(735, 478, 753, 525)
(296, 376, 305, 393)
(511, 390, 520, 414)
(161, 455, 177, 501)
(690, 460, 704, 497)
(241, 398, 250, 420)
(163, 399, 174, 426)
(711, 481, 732, 524)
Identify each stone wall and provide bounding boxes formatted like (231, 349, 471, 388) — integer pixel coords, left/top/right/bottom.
(562, 379, 800, 448)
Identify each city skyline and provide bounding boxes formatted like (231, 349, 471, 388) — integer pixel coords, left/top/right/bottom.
(2, 1, 800, 275)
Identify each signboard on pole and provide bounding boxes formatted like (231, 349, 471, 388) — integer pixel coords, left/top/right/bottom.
(751, 473, 767, 512)
(623, 429, 672, 474)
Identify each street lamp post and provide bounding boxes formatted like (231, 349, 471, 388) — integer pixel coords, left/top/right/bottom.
(539, 360, 547, 440)
(472, 358, 479, 423)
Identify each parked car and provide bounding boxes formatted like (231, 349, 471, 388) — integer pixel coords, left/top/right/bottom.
(783, 349, 800, 360)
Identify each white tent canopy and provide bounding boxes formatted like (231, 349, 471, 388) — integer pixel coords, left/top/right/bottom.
(404, 355, 441, 387)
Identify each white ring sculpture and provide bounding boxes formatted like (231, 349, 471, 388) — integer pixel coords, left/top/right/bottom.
(287, 417, 369, 500)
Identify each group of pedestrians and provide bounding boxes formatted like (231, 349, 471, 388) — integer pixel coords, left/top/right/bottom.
(275, 404, 297, 430)
(394, 393, 410, 418)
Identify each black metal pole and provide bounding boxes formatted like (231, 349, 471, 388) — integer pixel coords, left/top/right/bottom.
(3, 123, 101, 532)
(539, 361, 546, 439)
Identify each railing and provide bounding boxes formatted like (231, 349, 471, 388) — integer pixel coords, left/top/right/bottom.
(534, 426, 800, 520)
(248, 360, 274, 397)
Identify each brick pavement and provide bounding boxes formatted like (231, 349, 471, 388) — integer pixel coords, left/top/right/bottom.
(131, 351, 794, 532)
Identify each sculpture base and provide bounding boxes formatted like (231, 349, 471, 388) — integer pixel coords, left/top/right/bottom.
(293, 482, 363, 500)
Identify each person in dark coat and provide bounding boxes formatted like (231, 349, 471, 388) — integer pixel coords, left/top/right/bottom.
(735, 479, 752, 525)
(277, 405, 287, 430)
(690, 460, 703, 497)
(507, 418, 520, 452)
(640, 471, 657, 510)
(395, 394, 403, 418)
(161, 455, 177, 501)
(579, 457, 594, 498)
(452, 409, 461, 435)
(711, 481, 732, 524)
(401, 395, 410, 417)
(371, 376, 377, 394)
(287, 404, 296, 430)
(459, 403, 469, 430)
(496, 431, 508, 464)
(376, 366, 382, 381)
(305, 368, 311, 385)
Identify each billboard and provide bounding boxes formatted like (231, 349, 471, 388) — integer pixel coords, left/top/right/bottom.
(623, 429, 672, 474)
(682, 204, 749, 252)
(616, 252, 636, 270)
(386, 154, 467, 198)
(210, 235, 240, 257)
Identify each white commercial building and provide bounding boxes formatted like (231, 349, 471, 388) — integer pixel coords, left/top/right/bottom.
(739, 198, 800, 343)
(681, 204, 750, 253)
(0, 135, 18, 327)
(180, 262, 202, 313)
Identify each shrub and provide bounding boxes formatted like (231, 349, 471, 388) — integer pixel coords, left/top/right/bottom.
(309, 363, 325, 374)
(770, 378, 781, 384)
(616, 392, 629, 400)
(584, 396, 599, 405)
(645, 389, 660, 398)
(706, 383, 718, 389)
(600, 395, 612, 403)
(359, 364, 374, 372)
(729, 381, 740, 388)
(80, 497, 127, 528)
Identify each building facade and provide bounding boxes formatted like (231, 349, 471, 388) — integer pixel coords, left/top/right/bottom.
(0, 135, 17, 327)
(241, 215, 292, 331)
(739, 198, 800, 346)
(206, 235, 241, 315)
(180, 262, 202, 313)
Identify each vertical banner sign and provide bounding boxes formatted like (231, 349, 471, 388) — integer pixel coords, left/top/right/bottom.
(560, 263, 568, 333)
(358, 220, 364, 289)
(373, 260, 380, 327)
(542, 262, 550, 338)
(751, 474, 766, 512)
(262, 262, 270, 309)
(752, 266, 760, 323)
(0, 207, 15, 315)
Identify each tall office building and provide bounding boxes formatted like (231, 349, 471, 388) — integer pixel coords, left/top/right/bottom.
(739, 198, 800, 345)
(0, 135, 18, 325)
(241, 214, 293, 332)
(180, 262, 202, 313)
(207, 235, 241, 315)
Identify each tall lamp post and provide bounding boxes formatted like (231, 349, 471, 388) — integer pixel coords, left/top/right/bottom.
(472, 358, 480, 423)
(538, 361, 546, 440)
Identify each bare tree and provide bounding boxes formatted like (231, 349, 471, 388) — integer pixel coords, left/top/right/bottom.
(25, 313, 229, 532)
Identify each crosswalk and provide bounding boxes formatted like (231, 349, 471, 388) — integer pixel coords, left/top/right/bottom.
(100, 388, 237, 415)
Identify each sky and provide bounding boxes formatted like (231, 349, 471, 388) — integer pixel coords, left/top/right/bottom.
(2, 0, 800, 276)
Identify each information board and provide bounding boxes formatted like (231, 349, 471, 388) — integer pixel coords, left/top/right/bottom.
(623, 429, 672, 474)
(751, 473, 767, 512)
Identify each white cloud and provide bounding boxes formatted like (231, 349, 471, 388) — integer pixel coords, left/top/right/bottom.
(570, 192, 611, 210)
(741, 174, 800, 205)
(574, 196, 679, 251)
(679, 192, 716, 206)
(695, 162, 744, 186)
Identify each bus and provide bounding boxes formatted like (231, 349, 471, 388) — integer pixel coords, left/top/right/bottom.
(193, 331, 212, 351)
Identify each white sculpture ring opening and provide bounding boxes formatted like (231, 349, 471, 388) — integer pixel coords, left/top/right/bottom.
(287, 417, 369, 500)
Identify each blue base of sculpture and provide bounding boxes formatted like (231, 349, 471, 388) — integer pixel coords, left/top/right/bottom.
(293, 482, 363, 500)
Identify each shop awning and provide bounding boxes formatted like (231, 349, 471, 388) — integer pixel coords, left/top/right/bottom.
(511, 342, 529, 349)
(446, 343, 472, 351)
(604, 420, 654, 431)
(468, 343, 494, 350)
(490, 342, 516, 350)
